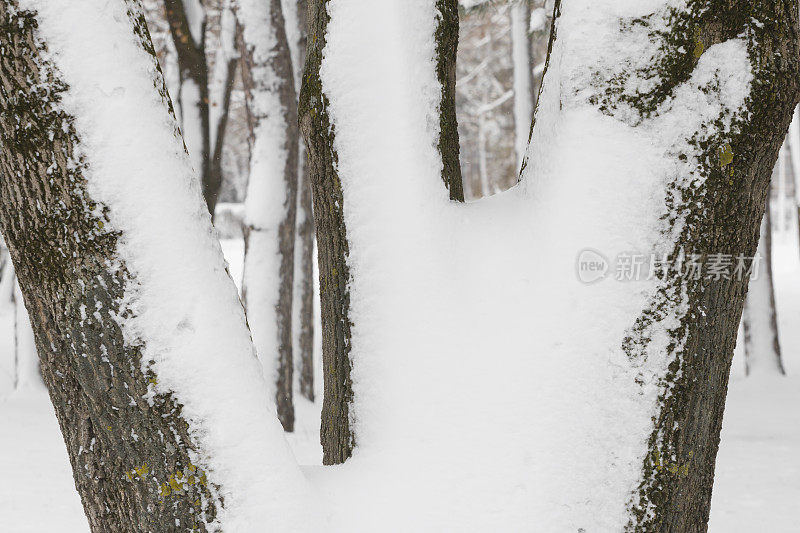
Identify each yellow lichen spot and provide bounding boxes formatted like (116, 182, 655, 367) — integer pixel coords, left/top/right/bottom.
(719, 144, 734, 168)
(187, 474, 196, 485)
(136, 463, 149, 477)
(106, 425, 112, 431)
(194, 499, 201, 507)
(693, 40, 704, 59)
(97, 221, 104, 230)
(187, 464, 196, 474)
(159, 483, 172, 498)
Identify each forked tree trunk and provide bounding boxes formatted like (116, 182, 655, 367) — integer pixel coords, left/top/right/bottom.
(238, 0, 299, 432)
(743, 194, 786, 376)
(302, 0, 799, 529)
(0, 1, 306, 530)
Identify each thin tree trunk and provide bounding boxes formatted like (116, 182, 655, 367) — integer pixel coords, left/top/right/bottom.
(287, 0, 315, 402)
(300, 0, 353, 464)
(743, 194, 786, 376)
(510, 0, 534, 173)
(238, 0, 299, 432)
(435, 0, 464, 201)
(0, 1, 306, 529)
(164, 0, 215, 215)
(208, 0, 238, 215)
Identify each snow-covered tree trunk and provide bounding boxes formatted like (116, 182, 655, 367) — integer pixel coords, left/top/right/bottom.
(0, 1, 308, 530)
(237, 0, 299, 432)
(285, 0, 316, 402)
(510, 0, 534, 172)
(743, 195, 785, 376)
(299, 0, 352, 464)
(302, 0, 799, 528)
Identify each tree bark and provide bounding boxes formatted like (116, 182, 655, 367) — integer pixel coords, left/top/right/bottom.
(238, 0, 299, 432)
(0, 3, 220, 529)
(743, 193, 786, 376)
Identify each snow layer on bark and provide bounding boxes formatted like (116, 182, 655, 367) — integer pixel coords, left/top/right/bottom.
(21, 1, 313, 529)
(317, 0, 752, 530)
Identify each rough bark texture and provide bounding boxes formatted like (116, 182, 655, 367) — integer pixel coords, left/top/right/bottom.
(163, 0, 216, 215)
(238, 0, 299, 432)
(294, 0, 315, 403)
(436, 0, 464, 201)
(606, 1, 800, 531)
(743, 194, 785, 376)
(0, 2, 219, 531)
(300, 0, 354, 464)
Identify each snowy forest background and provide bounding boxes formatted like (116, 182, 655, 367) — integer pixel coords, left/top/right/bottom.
(0, 0, 798, 531)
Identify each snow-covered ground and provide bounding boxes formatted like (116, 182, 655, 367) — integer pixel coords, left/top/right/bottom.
(0, 236, 797, 532)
